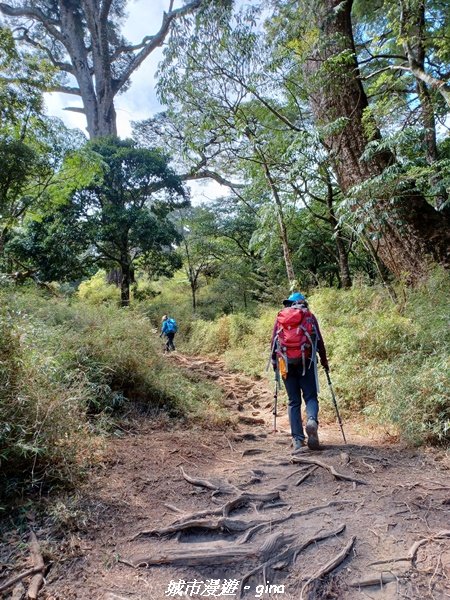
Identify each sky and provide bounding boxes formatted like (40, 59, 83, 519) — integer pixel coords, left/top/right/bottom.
(43, 0, 227, 204)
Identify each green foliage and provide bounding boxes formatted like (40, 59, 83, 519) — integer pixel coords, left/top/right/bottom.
(0, 302, 98, 496)
(77, 271, 120, 304)
(0, 286, 227, 498)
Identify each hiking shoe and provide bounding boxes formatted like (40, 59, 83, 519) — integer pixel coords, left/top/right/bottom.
(292, 438, 306, 452)
(306, 418, 320, 450)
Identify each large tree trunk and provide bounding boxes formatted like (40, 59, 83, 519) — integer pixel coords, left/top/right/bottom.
(400, 0, 449, 214)
(58, 0, 117, 137)
(303, 0, 449, 279)
(120, 259, 131, 307)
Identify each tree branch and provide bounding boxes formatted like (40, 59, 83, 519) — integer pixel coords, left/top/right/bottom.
(16, 28, 74, 73)
(183, 169, 245, 190)
(114, 0, 202, 93)
(0, 3, 65, 44)
(48, 84, 82, 95)
(363, 62, 450, 106)
(63, 106, 86, 113)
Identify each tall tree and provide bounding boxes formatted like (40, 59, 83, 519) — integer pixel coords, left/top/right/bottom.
(174, 207, 219, 311)
(0, 0, 213, 138)
(276, 0, 449, 278)
(70, 138, 187, 306)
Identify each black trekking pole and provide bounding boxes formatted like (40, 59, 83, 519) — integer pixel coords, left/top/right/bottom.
(325, 369, 347, 444)
(272, 370, 280, 433)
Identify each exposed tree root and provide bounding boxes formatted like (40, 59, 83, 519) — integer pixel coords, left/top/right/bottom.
(27, 530, 45, 600)
(163, 503, 184, 514)
(242, 448, 266, 457)
(11, 582, 26, 600)
(349, 572, 398, 587)
(300, 535, 356, 599)
(238, 524, 346, 598)
(131, 500, 351, 541)
(180, 467, 238, 495)
(150, 491, 281, 528)
(283, 466, 312, 481)
(0, 567, 43, 595)
(129, 524, 346, 575)
(296, 466, 319, 486)
(292, 456, 367, 485)
(131, 530, 288, 567)
(368, 530, 450, 567)
(238, 415, 265, 425)
(131, 516, 268, 540)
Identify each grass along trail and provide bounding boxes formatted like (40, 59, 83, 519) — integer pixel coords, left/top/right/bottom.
(1, 351, 449, 600)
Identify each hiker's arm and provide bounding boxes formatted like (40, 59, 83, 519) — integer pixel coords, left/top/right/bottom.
(314, 317, 329, 371)
(270, 321, 278, 370)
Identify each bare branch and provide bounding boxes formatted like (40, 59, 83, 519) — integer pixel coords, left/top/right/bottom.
(0, 2, 58, 24)
(183, 169, 245, 190)
(114, 0, 202, 93)
(363, 61, 450, 106)
(16, 28, 74, 73)
(63, 106, 86, 114)
(48, 85, 82, 95)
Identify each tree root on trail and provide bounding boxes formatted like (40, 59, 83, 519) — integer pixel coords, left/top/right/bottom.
(238, 524, 347, 598)
(300, 535, 356, 600)
(180, 466, 238, 495)
(0, 566, 43, 595)
(130, 530, 290, 567)
(349, 572, 398, 588)
(131, 500, 352, 541)
(0, 530, 48, 599)
(283, 466, 312, 481)
(296, 466, 319, 486)
(242, 448, 266, 457)
(292, 457, 367, 485)
(368, 530, 450, 567)
(27, 530, 45, 600)
(128, 524, 346, 577)
(238, 415, 265, 425)
(148, 490, 281, 529)
(0, 529, 45, 600)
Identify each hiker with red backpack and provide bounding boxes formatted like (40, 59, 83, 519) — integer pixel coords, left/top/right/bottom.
(160, 315, 178, 352)
(270, 292, 329, 452)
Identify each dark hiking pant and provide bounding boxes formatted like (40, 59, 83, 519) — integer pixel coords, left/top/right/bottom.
(283, 362, 319, 442)
(165, 332, 176, 352)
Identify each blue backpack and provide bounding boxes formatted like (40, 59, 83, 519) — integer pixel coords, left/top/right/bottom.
(165, 318, 178, 333)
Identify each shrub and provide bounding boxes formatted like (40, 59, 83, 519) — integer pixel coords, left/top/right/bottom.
(77, 270, 119, 304)
(0, 287, 229, 499)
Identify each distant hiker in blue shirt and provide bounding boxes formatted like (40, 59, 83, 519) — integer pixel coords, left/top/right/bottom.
(160, 315, 177, 352)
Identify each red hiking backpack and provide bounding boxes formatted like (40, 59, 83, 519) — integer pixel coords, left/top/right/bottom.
(273, 306, 318, 374)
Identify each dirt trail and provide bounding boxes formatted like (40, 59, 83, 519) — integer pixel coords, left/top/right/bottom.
(2, 353, 449, 600)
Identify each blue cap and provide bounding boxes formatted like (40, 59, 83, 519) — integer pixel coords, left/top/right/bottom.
(288, 292, 305, 302)
(282, 291, 306, 306)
